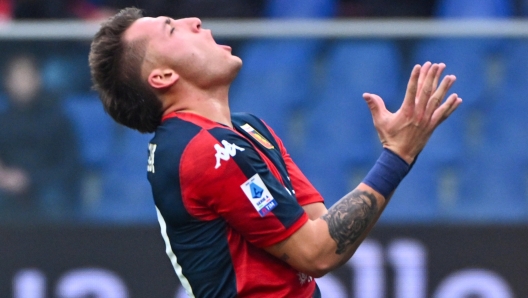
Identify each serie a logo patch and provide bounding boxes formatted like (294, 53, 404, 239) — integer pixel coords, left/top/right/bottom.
(240, 174, 278, 217)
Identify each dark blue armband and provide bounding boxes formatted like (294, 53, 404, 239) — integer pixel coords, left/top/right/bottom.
(362, 148, 411, 198)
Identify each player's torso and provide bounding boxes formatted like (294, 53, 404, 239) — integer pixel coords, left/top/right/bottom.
(147, 112, 317, 297)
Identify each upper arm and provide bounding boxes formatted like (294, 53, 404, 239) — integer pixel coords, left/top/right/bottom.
(263, 216, 336, 277)
(302, 202, 327, 220)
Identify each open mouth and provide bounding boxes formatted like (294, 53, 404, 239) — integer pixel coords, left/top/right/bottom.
(219, 45, 232, 51)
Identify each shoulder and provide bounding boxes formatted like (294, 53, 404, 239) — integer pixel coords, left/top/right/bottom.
(232, 112, 265, 128)
(149, 116, 258, 175)
(232, 112, 281, 149)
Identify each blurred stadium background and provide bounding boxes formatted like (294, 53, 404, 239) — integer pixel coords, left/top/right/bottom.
(1, 0, 528, 297)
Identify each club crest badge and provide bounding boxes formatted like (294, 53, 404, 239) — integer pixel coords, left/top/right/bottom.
(240, 124, 274, 149)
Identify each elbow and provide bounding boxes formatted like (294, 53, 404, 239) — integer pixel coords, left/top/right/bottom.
(300, 260, 334, 278)
(296, 250, 338, 278)
(308, 269, 329, 279)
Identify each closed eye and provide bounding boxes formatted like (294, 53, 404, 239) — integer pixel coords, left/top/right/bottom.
(170, 27, 175, 35)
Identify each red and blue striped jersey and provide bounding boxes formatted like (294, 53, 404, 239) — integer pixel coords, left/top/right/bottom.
(148, 112, 324, 297)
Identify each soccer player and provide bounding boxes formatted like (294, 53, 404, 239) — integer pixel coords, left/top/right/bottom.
(89, 7, 461, 297)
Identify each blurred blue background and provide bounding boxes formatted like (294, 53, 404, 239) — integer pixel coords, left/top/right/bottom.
(0, 0, 527, 226)
(3, 1, 528, 297)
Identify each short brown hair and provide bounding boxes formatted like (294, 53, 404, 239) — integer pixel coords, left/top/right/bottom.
(89, 7, 162, 133)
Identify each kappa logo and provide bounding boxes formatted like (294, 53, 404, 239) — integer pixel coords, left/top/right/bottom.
(297, 272, 313, 286)
(214, 140, 245, 169)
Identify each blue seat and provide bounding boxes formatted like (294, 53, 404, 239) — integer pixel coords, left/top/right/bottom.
(230, 0, 336, 159)
(520, 0, 528, 15)
(457, 39, 528, 222)
(93, 129, 157, 223)
(0, 93, 7, 113)
(42, 51, 92, 96)
(264, 0, 336, 18)
(400, 0, 515, 222)
(62, 93, 115, 170)
(229, 39, 321, 159)
(62, 93, 118, 220)
(435, 0, 513, 18)
(411, 0, 514, 163)
(300, 41, 403, 206)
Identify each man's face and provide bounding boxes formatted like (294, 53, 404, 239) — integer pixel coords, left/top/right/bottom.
(124, 16, 242, 88)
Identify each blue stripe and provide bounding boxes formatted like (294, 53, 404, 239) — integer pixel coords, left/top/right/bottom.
(313, 283, 321, 298)
(232, 113, 296, 193)
(149, 117, 237, 297)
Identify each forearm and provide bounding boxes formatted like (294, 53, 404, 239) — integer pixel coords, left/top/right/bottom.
(320, 183, 392, 268)
(265, 151, 407, 277)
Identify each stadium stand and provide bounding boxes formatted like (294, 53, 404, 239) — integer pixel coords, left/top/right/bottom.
(42, 47, 92, 96)
(457, 37, 528, 222)
(264, 0, 336, 18)
(301, 40, 403, 207)
(383, 0, 516, 222)
(62, 93, 117, 219)
(229, 0, 337, 161)
(97, 128, 157, 223)
(63, 93, 157, 223)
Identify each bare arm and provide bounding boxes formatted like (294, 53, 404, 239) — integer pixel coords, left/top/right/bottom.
(302, 202, 327, 220)
(266, 183, 387, 277)
(265, 62, 462, 277)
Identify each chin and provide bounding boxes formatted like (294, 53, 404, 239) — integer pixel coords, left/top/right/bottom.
(222, 60, 242, 84)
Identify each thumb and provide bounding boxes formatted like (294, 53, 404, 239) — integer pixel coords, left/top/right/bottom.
(363, 93, 386, 120)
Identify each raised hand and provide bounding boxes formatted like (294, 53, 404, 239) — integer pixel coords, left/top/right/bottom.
(362, 62, 462, 164)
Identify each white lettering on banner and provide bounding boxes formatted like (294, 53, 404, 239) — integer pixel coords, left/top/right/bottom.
(314, 238, 515, 298)
(56, 268, 128, 298)
(12, 268, 128, 298)
(147, 143, 157, 173)
(348, 239, 385, 298)
(214, 140, 244, 169)
(13, 269, 46, 298)
(387, 239, 427, 298)
(9, 238, 517, 298)
(433, 269, 514, 298)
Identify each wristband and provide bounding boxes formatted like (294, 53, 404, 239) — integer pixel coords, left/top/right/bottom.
(362, 148, 411, 198)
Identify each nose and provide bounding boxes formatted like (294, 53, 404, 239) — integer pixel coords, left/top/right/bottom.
(187, 17, 202, 32)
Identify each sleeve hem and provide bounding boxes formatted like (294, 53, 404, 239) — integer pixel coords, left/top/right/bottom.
(256, 212, 310, 248)
(299, 196, 325, 206)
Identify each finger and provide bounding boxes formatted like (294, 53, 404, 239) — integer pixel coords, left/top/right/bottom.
(432, 63, 446, 90)
(401, 64, 421, 111)
(442, 96, 463, 119)
(430, 94, 462, 126)
(415, 63, 439, 115)
(424, 74, 456, 119)
(416, 61, 432, 97)
(363, 92, 387, 121)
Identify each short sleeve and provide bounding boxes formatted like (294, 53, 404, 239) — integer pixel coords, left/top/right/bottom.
(179, 128, 309, 248)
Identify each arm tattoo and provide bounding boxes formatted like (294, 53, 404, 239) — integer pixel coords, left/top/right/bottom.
(322, 190, 379, 254)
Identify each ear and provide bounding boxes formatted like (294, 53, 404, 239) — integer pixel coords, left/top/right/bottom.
(147, 68, 179, 90)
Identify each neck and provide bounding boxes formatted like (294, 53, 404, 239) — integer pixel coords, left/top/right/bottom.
(161, 82, 232, 127)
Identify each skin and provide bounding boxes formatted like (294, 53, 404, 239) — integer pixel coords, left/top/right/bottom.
(124, 17, 462, 278)
(124, 16, 242, 128)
